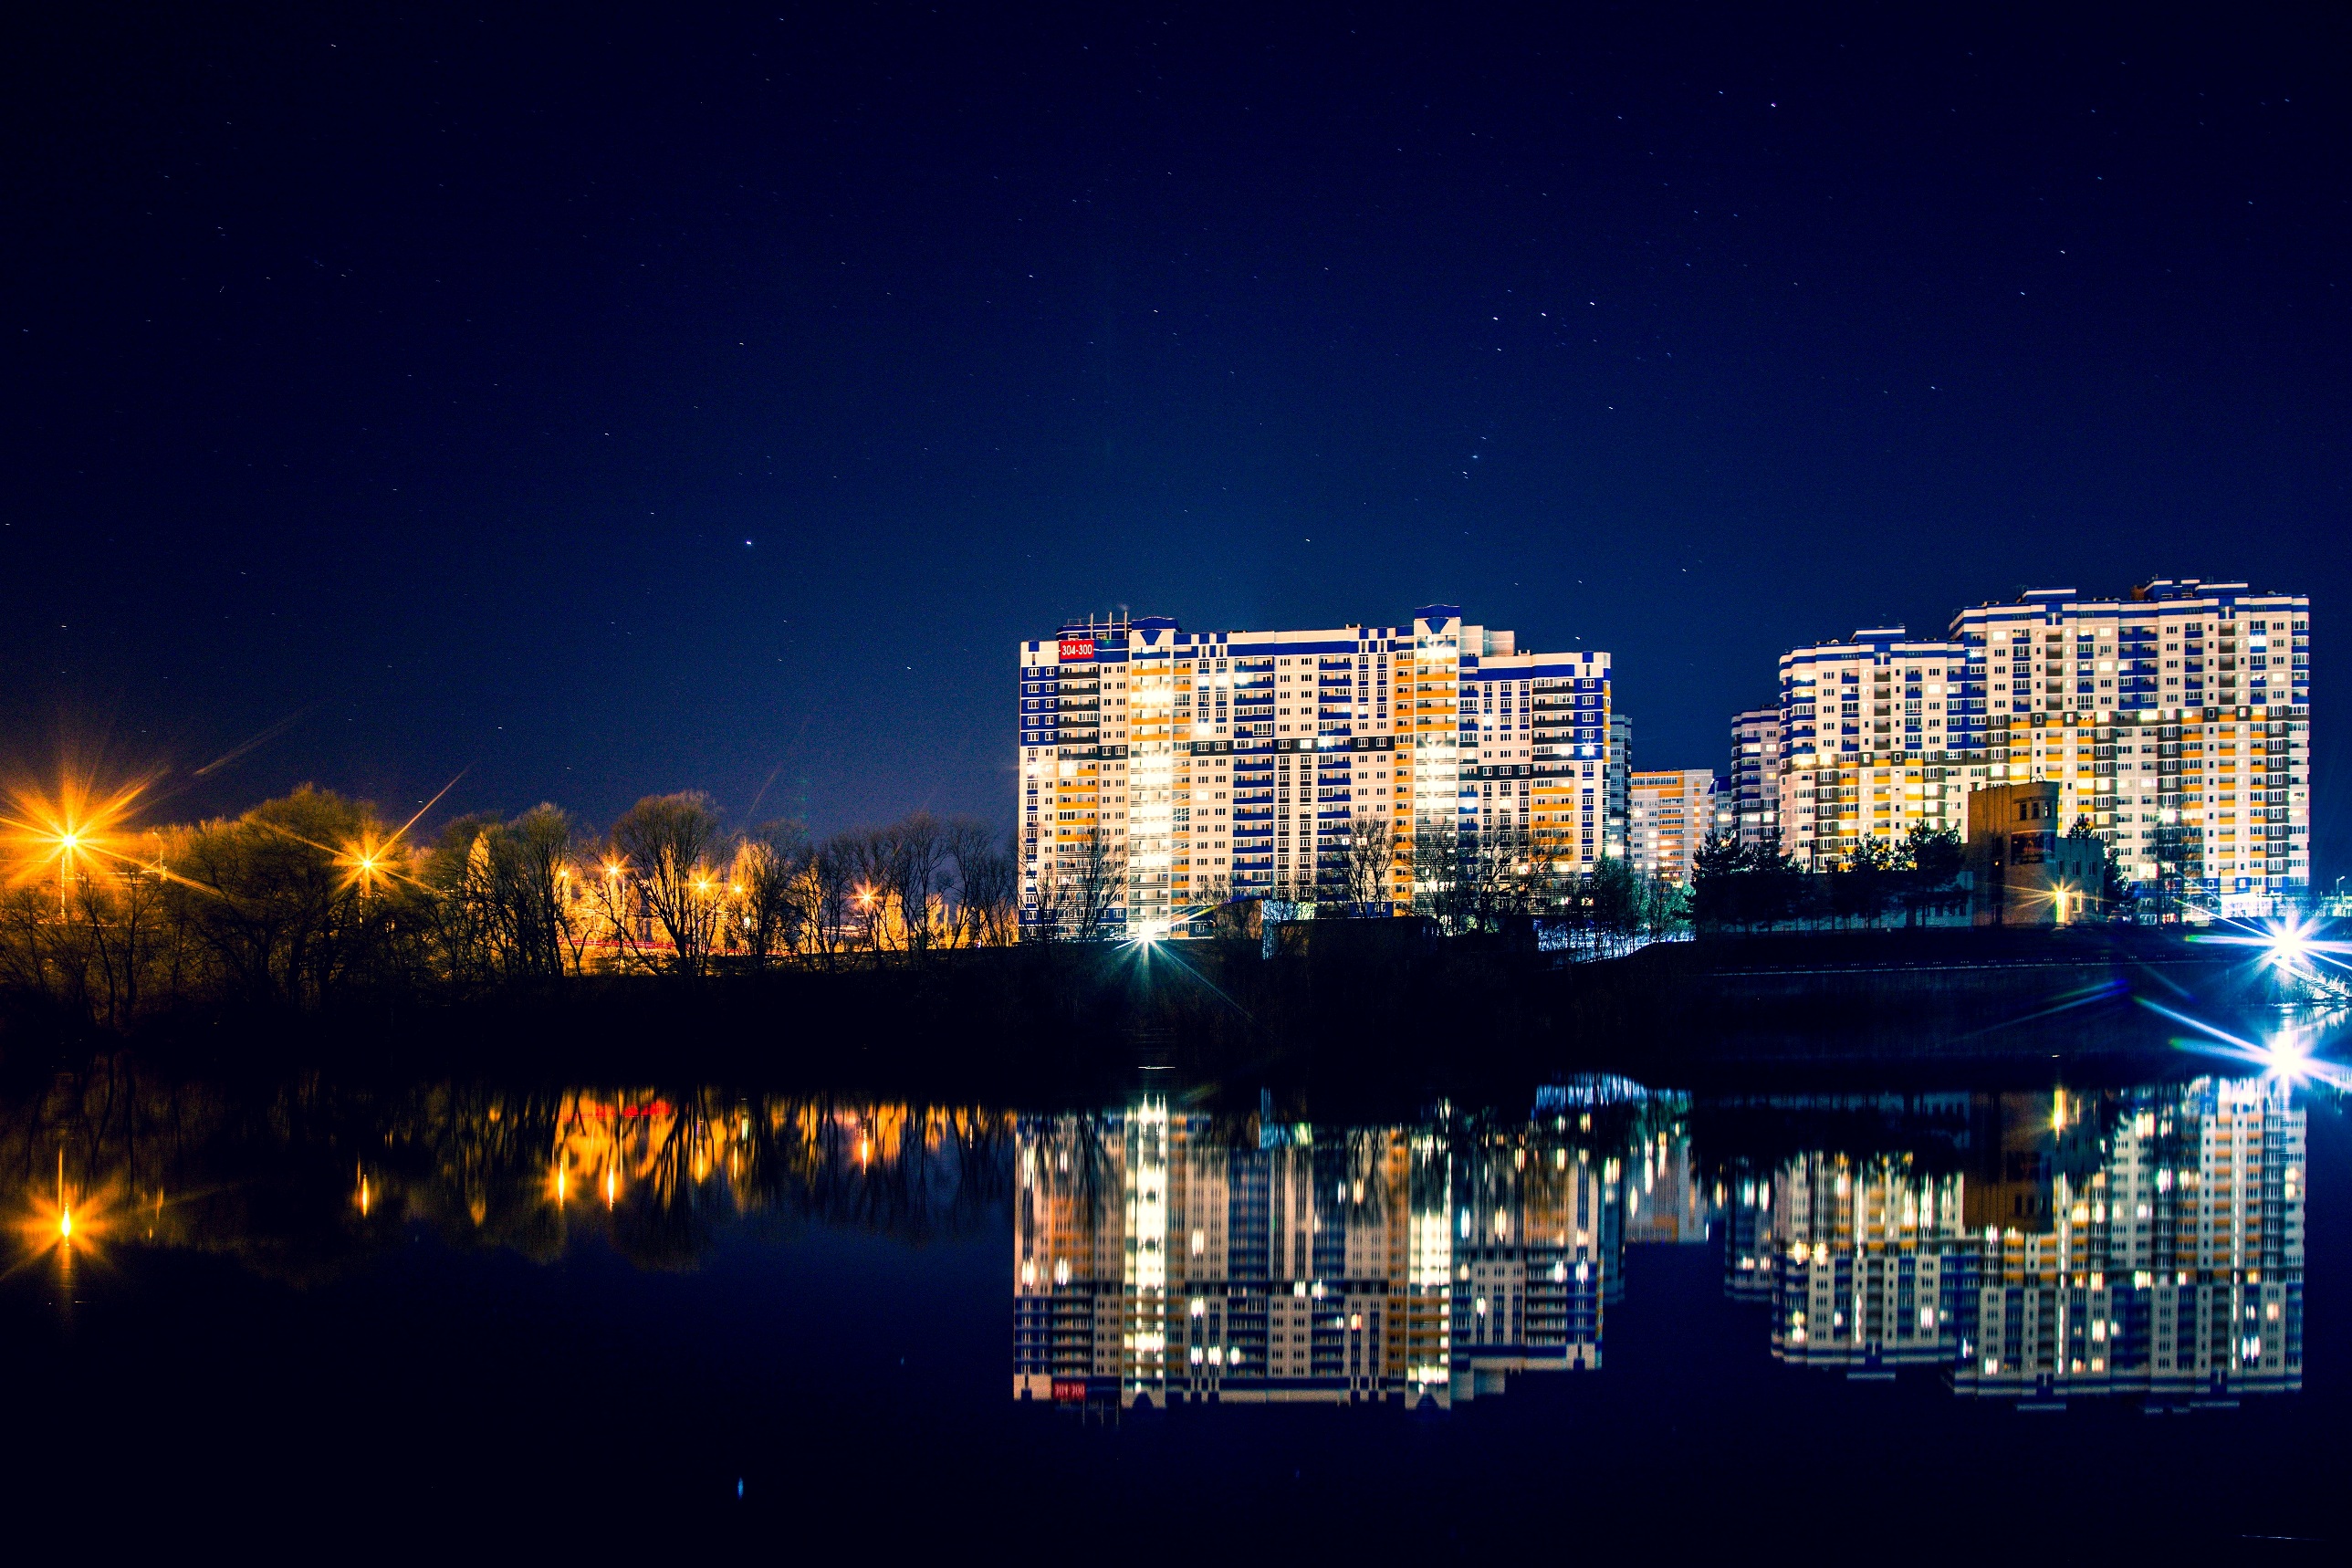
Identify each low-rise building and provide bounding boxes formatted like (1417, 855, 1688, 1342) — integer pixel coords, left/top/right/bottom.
(1966, 781, 2107, 925)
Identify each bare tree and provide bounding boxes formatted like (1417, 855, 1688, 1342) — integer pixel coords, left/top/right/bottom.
(1060, 825, 1126, 942)
(887, 812, 947, 956)
(610, 792, 725, 976)
(804, 833, 862, 967)
(1410, 820, 1472, 935)
(80, 856, 172, 1026)
(580, 847, 654, 972)
(1340, 809, 1396, 916)
(733, 821, 810, 967)
(485, 805, 578, 979)
(162, 787, 428, 1007)
(838, 827, 898, 955)
(1025, 859, 1072, 943)
(945, 819, 1015, 947)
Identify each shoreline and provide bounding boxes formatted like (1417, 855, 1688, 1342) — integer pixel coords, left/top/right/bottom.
(5, 926, 2321, 1108)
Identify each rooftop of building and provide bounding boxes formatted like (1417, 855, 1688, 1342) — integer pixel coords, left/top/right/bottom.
(1958, 578, 2302, 611)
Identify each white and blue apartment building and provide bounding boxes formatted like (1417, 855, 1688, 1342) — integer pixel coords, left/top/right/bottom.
(1018, 606, 1625, 937)
(1761, 580, 2310, 904)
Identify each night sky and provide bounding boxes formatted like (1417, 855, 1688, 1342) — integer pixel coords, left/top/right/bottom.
(5, 5, 2347, 874)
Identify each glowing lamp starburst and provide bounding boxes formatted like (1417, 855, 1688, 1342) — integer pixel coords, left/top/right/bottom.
(3, 768, 153, 910)
(18, 1151, 108, 1267)
(2199, 915, 2352, 991)
(334, 831, 401, 897)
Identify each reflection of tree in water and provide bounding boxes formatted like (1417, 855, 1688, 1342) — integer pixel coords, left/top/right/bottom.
(0, 1055, 409, 1284)
(1685, 1092, 1980, 1198)
(0, 1057, 1011, 1282)
(735, 1097, 1014, 1248)
(1015, 1109, 1118, 1241)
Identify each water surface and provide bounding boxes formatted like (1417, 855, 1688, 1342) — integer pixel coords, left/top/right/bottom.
(6, 1045, 2343, 1552)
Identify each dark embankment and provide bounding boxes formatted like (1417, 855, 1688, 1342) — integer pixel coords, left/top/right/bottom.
(5, 925, 2315, 1112)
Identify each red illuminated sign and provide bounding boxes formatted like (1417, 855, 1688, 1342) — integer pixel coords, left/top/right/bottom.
(1051, 1379, 1086, 1403)
(1059, 637, 1095, 662)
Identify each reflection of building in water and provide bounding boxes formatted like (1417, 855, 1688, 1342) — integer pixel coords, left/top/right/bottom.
(1769, 1153, 1974, 1373)
(1737, 1078, 2305, 1402)
(1624, 1095, 1714, 1246)
(1014, 1103, 1426, 1407)
(1722, 1170, 1774, 1304)
(1955, 1079, 2304, 1400)
(1445, 1111, 1621, 1401)
(1014, 1087, 1665, 1408)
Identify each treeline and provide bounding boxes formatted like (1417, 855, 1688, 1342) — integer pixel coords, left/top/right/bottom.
(1061, 816, 1689, 949)
(0, 786, 1019, 1037)
(1687, 824, 1966, 932)
(1398, 824, 1685, 946)
(1686, 821, 2126, 932)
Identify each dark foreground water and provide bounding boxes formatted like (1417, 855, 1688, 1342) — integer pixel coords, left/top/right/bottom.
(6, 1028, 2347, 1555)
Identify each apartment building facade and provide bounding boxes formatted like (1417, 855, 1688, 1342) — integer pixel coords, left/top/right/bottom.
(1948, 580, 2311, 900)
(1729, 707, 1782, 853)
(1018, 606, 1626, 937)
(1770, 626, 1980, 871)
(1756, 580, 2310, 900)
(1627, 768, 1723, 883)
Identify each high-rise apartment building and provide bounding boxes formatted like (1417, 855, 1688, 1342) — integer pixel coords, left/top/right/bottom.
(1770, 626, 1979, 871)
(1948, 581, 2311, 900)
(1627, 768, 1720, 883)
(1606, 714, 1632, 862)
(1729, 707, 1782, 853)
(1018, 607, 1625, 937)
(1755, 580, 2309, 900)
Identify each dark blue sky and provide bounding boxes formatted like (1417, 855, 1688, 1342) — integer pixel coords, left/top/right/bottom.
(5, 5, 2346, 873)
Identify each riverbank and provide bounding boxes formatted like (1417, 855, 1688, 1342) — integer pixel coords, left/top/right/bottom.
(6, 925, 2320, 1108)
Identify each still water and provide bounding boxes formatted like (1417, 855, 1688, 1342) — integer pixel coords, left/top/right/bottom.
(6, 1050, 2345, 1552)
